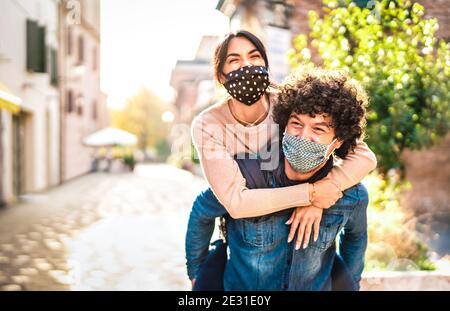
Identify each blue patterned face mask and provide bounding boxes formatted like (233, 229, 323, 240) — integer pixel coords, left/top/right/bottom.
(282, 133, 336, 173)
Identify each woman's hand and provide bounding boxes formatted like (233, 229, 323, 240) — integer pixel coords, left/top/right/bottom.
(311, 179, 343, 209)
(191, 278, 196, 289)
(286, 206, 323, 250)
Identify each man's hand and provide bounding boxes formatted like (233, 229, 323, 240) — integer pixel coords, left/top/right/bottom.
(311, 179, 343, 209)
(191, 278, 196, 289)
(286, 206, 323, 249)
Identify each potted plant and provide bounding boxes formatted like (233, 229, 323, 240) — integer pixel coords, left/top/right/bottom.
(122, 153, 136, 171)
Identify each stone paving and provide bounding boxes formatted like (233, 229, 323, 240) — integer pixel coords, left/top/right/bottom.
(0, 164, 208, 291)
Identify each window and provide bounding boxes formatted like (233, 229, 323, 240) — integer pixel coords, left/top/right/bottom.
(67, 27, 72, 55)
(77, 95, 83, 116)
(67, 90, 74, 113)
(50, 48, 58, 86)
(92, 47, 97, 71)
(78, 35, 84, 63)
(26, 19, 47, 73)
(92, 100, 97, 120)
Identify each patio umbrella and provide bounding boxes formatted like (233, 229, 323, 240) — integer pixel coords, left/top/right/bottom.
(83, 127, 137, 147)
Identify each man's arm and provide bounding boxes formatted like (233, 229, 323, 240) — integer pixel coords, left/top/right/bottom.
(185, 188, 227, 281)
(185, 155, 271, 282)
(338, 183, 369, 288)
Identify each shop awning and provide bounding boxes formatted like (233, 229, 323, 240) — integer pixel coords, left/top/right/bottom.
(0, 82, 21, 114)
(83, 127, 138, 147)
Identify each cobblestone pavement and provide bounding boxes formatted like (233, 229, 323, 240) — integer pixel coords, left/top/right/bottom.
(0, 164, 208, 291)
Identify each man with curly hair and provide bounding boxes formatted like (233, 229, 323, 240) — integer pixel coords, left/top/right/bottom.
(271, 67, 370, 290)
(186, 67, 372, 291)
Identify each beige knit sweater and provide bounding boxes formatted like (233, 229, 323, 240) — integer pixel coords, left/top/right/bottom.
(192, 99, 377, 219)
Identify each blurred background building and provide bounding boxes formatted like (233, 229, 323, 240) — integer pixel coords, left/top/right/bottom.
(58, 0, 108, 182)
(0, 0, 107, 206)
(0, 0, 60, 205)
(170, 36, 220, 125)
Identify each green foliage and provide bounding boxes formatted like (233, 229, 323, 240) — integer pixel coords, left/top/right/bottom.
(191, 141, 200, 164)
(155, 138, 171, 160)
(364, 170, 436, 271)
(122, 153, 136, 171)
(287, 0, 450, 172)
(111, 87, 170, 154)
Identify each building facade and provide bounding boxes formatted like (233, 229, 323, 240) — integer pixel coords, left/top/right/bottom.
(58, 0, 108, 182)
(217, 0, 295, 83)
(0, 0, 60, 204)
(170, 36, 220, 125)
(0, 0, 108, 206)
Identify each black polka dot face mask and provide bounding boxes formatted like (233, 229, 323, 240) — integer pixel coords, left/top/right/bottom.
(223, 65, 270, 106)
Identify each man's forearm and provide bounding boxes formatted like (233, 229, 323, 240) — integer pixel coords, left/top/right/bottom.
(185, 188, 228, 279)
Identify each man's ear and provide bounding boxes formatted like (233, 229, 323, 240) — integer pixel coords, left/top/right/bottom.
(333, 139, 343, 150)
(326, 139, 343, 157)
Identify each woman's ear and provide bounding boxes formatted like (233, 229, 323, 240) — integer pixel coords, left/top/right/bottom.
(218, 72, 227, 85)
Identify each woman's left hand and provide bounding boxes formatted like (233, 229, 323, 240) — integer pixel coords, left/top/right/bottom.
(286, 206, 323, 250)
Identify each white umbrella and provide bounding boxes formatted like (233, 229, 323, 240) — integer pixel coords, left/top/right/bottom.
(83, 127, 137, 147)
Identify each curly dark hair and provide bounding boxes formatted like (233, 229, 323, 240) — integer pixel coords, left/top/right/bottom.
(273, 66, 368, 158)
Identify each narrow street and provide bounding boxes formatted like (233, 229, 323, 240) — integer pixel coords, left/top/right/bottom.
(0, 164, 208, 291)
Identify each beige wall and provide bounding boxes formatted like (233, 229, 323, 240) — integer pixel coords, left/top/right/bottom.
(59, 0, 103, 181)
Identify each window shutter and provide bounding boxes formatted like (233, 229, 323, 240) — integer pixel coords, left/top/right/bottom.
(50, 49, 58, 86)
(37, 25, 47, 73)
(26, 20, 39, 72)
(78, 36, 84, 64)
(26, 19, 47, 73)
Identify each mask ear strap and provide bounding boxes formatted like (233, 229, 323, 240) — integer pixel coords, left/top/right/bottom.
(325, 138, 338, 158)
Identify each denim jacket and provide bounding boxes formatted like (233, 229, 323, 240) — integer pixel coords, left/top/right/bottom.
(185, 156, 368, 290)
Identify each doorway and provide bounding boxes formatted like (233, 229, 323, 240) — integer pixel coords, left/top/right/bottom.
(12, 113, 25, 196)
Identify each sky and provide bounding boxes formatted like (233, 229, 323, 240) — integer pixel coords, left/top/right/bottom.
(100, 0, 229, 109)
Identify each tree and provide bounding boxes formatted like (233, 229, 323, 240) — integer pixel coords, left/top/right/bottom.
(287, 0, 450, 172)
(111, 87, 170, 159)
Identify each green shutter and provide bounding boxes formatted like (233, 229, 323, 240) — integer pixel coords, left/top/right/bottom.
(26, 19, 47, 73)
(26, 20, 38, 72)
(38, 25, 47, 73)
(50, 49, 58, 86)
